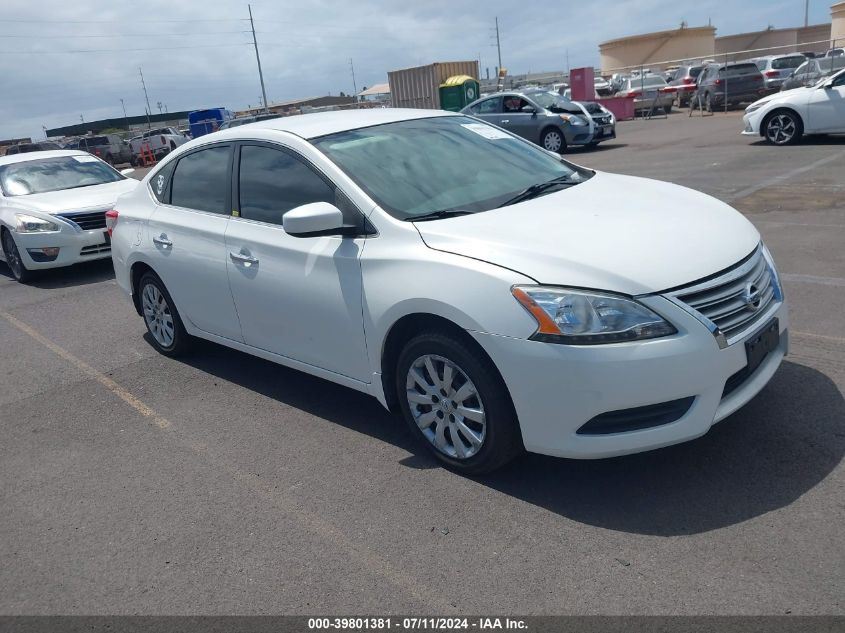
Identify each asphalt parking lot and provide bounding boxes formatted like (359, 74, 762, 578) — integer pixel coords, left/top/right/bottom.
(2, 111, 843, 615)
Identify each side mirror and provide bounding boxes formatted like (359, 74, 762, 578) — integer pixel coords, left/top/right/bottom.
(283, 202, 346, 237)
(120, 168, 135, 176)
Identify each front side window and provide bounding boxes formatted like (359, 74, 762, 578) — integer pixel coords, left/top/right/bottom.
(170, 145, 231, 213)
(238, 145, 335, 225)
(313, 116, 586, 220)
(503, 96, 533, 112)
(0, 156, 123, 197)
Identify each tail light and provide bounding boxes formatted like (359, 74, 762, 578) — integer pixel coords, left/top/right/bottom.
(160, 136, 166, 144)
(713, 79, 722, 86)
(105, 210, 119, 237)
(764, 70, 778, 78)
(752, 75, 763, 81)
(95, 149, 101, 155)
(627, 90, 641, 97)
(683, 76, 695, 84)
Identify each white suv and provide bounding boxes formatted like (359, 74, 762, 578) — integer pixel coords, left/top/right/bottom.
(110, 110, 788, 473)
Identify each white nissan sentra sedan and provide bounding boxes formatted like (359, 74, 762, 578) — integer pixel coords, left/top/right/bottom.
(110, 109, 788, 473)
(0, 150, 138, 282)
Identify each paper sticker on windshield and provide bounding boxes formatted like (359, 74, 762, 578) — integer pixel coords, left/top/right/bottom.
(73, 155, 99, 163)
(461, 123, 511, 140)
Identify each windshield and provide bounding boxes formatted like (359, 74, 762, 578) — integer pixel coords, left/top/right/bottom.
(526, 91, 578, 112)
(0, 155, 123, 197)
(719, 64, 760, 77)
(312, 116, 587, 220)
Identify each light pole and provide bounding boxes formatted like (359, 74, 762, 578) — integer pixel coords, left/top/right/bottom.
(120, 98, 129, 131)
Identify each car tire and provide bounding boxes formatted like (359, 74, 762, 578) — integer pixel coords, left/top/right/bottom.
(395, 331, 523, 474)
(540, 128, 565, 154)
(763, 110, 803, 145)
(664, 104, 672, 114)
(705, 92, 713, 113)
(105, 153, 114, 165)
(1, 229, 35, 283)
(130, 156, 137, 167)
(138, 272, 191, 357)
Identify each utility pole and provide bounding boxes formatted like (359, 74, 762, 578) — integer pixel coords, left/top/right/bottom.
(139, 67, 152, 129)
(804, 0, 809, 27)
(249, 4, 269, 113)
(157, 101, 163, 115)
(494, 16, 503, 91)
(120, 98, 129, 131)
(349, 58, 358, 106)
(80, 114, 84, 124)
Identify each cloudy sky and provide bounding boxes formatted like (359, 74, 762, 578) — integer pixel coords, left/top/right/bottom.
(0, 0, 833, 139)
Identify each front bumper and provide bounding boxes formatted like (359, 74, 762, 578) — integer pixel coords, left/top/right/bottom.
(741, 110, 764, 136)
(9, 227, 111, 270)
(471, 296, 788, 459)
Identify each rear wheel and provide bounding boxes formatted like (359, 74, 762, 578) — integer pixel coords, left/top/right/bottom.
(663, 104, 672, 114)
(1, 229, 34, 283)
(395, 331, 522, 474)
(540, 128, 565, 154)
(705, 92, 714, 113)
(139, 272, 191, 356)
(764, 111, 803, 145)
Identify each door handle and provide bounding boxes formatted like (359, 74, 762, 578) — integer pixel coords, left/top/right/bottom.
(229, 251, 259, 267)
(500, 119, 510, 123)
(153, 234, 172, 248)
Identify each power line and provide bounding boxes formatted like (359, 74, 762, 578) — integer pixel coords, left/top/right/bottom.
(0, 30, 251, 38)
(0, 17, 248, 24)
(0, 43, 252, 54)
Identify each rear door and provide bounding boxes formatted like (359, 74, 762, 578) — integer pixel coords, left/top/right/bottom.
(146, 143, 243, 341)
(224, 141, 371, 381)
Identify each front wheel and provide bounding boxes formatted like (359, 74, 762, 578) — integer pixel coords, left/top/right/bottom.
(764, 111, 803, 145)
(663, 104, 672, 114)
(540, 128, 565, 154)
(396, 332, 522, 474)
(139, 272, 191, 356)
(1, 229, 34, 283)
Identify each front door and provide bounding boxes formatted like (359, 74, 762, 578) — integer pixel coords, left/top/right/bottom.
(146, 143, 243, 342)
(224, 142, 371, 382)
(499, 96, 539, 141)
(807, 72, 845, 132)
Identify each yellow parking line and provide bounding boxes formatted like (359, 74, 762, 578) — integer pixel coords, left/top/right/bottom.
(0, 310, 170, 429)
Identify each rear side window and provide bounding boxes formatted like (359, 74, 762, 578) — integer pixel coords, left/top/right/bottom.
(754, 60, 768, 71)
(689, 66, 703, 78)
(149, 161, 176, 203)
(170, 145, 231, 213)
(237, 145, 335, 225)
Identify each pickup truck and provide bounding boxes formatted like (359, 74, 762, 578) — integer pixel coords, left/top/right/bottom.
(129, 127, 188, 163)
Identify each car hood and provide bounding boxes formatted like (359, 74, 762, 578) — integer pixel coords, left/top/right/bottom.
(413, 171, 760, 295)
(5, 179, 138, 215)
(748, 87, 812, 108)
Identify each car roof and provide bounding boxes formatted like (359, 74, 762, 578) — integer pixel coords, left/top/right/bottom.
(0, 149, 89, 167)
(214, 108, 460, 140)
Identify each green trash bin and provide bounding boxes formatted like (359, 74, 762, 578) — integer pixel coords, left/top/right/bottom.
(439, 75, 481, 112)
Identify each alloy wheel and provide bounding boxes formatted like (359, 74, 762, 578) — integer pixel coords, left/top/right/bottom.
(141, 282, 175, 348)
(405, 354, 486, 460)
(766, 114, 796, 145)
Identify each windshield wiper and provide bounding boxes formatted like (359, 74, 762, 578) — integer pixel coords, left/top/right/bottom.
(497, 175, 579, 208)
(405, 209, 477, 222)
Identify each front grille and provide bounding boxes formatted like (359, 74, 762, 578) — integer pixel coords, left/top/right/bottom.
(670, 247, 779, 343)
(80, 243, 110, 256)
(592, 115, 612, 125)
(57, 210, 107, 231)
(577, 397, 695, 435)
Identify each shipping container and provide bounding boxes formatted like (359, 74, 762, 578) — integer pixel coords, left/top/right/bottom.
(388, 61, 480, 109)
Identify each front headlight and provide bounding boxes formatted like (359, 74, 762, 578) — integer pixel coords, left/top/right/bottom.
(745, 102, 763, 114)
(512, 286, 677, 344)
(15, 214, 59, 233)
(559, 114, 587, 126)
